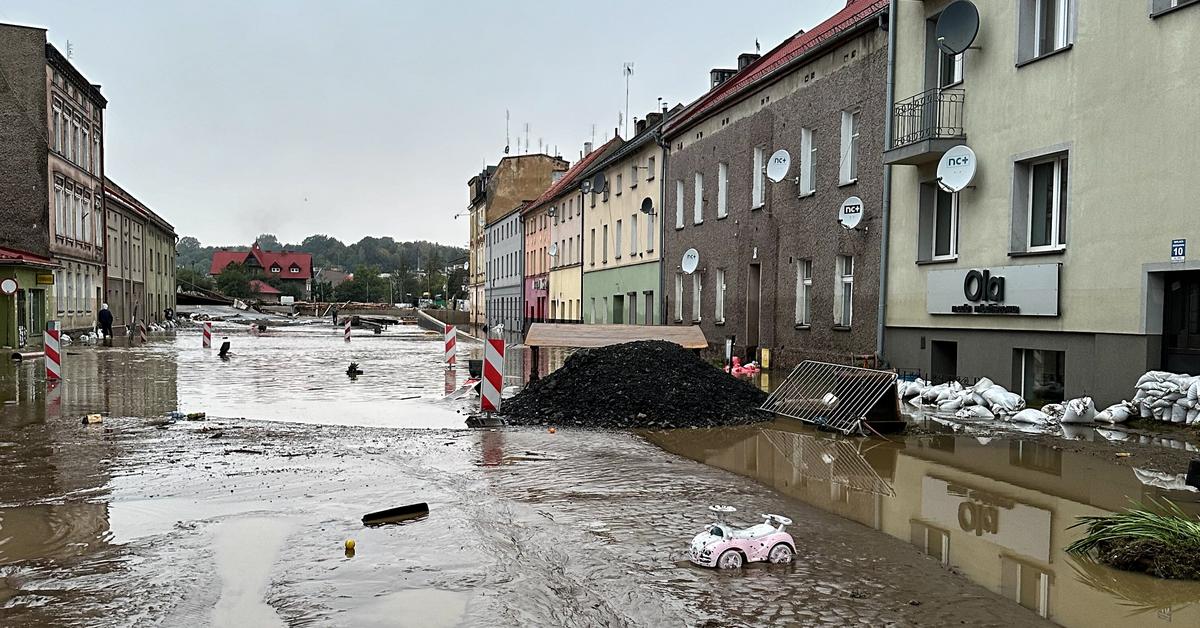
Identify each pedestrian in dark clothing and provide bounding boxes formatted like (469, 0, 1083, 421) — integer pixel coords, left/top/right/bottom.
(98, 303, 114, 338)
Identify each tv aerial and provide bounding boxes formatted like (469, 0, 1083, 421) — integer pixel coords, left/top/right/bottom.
(935, 1, 980, 55)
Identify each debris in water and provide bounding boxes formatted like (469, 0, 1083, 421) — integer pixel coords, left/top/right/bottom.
(344, 539, 356, 557)
(82, 414, 103, 425)
(347, 362, 363, 377)
(501, 340, 767, 429)
(362, 502, 430, 526)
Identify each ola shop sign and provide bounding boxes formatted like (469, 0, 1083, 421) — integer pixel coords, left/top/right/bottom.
(927, 264, 1059, 316)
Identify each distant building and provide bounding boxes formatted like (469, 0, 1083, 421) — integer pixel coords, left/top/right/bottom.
(104, 178, 176, 329)
(210, 242, 313, 299)
(0, 23, 107, 335)
(248, 279, 282, 304)
(315, 268, 351, 289)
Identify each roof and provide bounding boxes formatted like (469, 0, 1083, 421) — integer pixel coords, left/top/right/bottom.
(579, 108, 680, 181)
(665, 0, 886, 137)
(524, 323, 708, 349)
(0, 246, 57, 268)
(104, 178, 176, 235)
(210, 243, 313, 279)
(45, 43, 107, 107)
(523, 137, 623, 214)
(248, 279, 282, 295)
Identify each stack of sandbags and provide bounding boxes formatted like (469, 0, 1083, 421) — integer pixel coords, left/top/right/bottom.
(898, 376, 1026, 419)
(1132, 371, 1200, 425)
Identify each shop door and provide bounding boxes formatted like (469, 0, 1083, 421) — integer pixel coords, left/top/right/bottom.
(29, 289, 45, 344)
(930, 340, 958, 384)
(1163, 271, 1200, 374)
(627, 292, 638, 325)
(612, 295, 625, 324)
(644, 291, 654, 325)
(746, 264, 761, 357)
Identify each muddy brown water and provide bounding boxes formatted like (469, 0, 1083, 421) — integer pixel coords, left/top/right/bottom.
(0, 324, 1195, 626)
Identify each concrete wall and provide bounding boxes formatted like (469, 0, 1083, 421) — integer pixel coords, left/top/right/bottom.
(582, 260, 659, 325)
(664, 25, 888, 368)
(485, 154, 568, 225)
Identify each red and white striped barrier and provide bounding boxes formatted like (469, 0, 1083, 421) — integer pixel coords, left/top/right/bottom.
(481, 338, 504, 413)
(45, 322, 62, 381)
(138, 322, 147, 343)
(46, 380, 62, 418)
(202, 322, 213, 348)
(444, 324, 457, 367)
(344, 319, 352, 342)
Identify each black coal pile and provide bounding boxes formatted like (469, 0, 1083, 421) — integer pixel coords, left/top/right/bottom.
(501, 340, 769, 429)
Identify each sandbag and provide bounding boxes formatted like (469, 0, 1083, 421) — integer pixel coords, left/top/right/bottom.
(1095, 402, 1134, 424)
(1189, 408, 1200, 426)
(1041, 404, 1065, 420)
(972, 377, 994, 395)
(1171, 403, 1188, 423)
(1061, 397, 1096, 424)
(938, 397, 963, 412)
(956, 406, 995, 420)
(1010, 408, 1051, 425)
(1135, 371, 1171, 387)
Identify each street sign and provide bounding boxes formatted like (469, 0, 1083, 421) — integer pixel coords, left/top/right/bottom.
(1172, 239, 1186, 263)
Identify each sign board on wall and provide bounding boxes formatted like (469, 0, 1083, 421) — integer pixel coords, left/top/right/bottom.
(36, 273, 54, 285)
(927, 264, 1059, 316)
(1172, 239, 1186, 263)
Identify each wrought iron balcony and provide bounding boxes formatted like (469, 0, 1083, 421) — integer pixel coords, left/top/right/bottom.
(884, 88, 966, 166)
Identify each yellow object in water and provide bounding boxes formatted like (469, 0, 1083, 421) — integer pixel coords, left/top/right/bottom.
(345, 539, 356, 550)
(760, 348, 771, 370)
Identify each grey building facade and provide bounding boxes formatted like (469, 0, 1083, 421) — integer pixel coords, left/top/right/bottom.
(485, 204, 525, 344)
(662, 0, 889, 371)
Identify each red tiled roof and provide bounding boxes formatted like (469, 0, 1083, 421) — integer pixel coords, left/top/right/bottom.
(249, 279, 282, 295)
(666, 0, 887, 136)
(210, 243, 313, 279)
(525, 137, 623, 212)
(0, 246, 57, 268)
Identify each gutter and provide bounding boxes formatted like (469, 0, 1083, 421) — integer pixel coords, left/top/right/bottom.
(877, 0, 897, 362)
(655, 116, 671, 325)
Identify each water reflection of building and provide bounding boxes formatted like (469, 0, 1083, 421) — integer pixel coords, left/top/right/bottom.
(646, 423, 1200, 628)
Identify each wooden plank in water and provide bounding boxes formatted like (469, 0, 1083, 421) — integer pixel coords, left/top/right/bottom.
(524, 323, 708, 349)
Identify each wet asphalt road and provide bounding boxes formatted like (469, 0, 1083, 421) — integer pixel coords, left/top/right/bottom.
(0, 323, 1187, 626)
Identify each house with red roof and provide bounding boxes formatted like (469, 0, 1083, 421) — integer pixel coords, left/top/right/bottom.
(210, 241, 314, 300)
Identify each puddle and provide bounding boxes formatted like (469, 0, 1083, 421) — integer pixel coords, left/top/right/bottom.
(342, 589, 469, 627)
(644, 420, 1200, 627)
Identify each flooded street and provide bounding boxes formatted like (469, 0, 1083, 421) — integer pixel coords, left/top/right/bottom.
(0, 325, 1197, 626)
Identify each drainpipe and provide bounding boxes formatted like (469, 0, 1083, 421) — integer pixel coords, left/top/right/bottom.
(655, 120, 670, 325)
(877, 0, 898, 363)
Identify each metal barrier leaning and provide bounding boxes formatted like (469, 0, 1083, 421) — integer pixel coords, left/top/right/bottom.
(760, 360, 900, 435)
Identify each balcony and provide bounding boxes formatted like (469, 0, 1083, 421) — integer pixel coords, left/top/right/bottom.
(884, 88, 966, 166)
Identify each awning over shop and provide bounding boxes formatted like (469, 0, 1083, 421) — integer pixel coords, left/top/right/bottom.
(524, 323, 708, 349)
(0, 247, 57, 269)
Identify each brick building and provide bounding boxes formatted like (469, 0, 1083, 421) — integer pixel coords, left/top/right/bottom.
(662, 0, 888, 369)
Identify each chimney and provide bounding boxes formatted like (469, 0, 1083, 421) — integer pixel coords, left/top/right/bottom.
(635, 117, 647, 135)
(710, 68, 737, 89)
(644, 111, 663, 129)
(737, 53, 761, 70)
(583, 141, 594, 155)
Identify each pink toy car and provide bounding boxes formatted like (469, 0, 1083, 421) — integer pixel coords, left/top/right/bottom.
(689, 505, 795, 569)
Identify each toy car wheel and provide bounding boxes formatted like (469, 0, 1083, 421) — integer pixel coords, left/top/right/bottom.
(716, 549, 743, 569)
(768, 543, 794, 564)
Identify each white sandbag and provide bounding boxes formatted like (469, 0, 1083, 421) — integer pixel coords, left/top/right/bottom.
(948, 380, 964, 393)
(981, 385, 1009, 407)
(1095, 402, 1134, 424)
(1168, 374, 1194, 390)
(955, 406, 994, 420)
(998, 392, 1026, 413)
(1041, 404, 1065, 420)
(921, 385, 945, 404)
(1189, 408, 1200, 426)
(1151, 398, 1174, 409)
(1139, 401, 1154, 418)
(935, 389, 956, 403)
(1010, 408, 1051, 425)
(1061, 397, 1097, 424)
(970, 392, 986, 407)
(1171, 403, 1188, 423)
(938, 397, 963, 412)
(1135, 371, 1171, 387)
(972, 377, 994, 395)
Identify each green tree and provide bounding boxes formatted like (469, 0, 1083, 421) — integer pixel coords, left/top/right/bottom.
(255, 233, 282, 250)
(215, 262, 253, 299)
(177, 267, 214, 291)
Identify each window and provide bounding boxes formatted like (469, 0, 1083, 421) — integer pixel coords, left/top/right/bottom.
(1153, 0, 1199, 15)
(717, 162, 729, 218)
(647, 156, 656, 180)
(675, 180, 685, 228)
(933, 187, 958, 260)
(590, 228, 596, 265)
(834, 255, 854, 326)
(646, 210, 655, 252)
(52, 100, 62, 153)
(630, 214, 638, 255)
(81, 126, 90, 173)
(590, 298, 597, 323)
(630, 163, 638, 188)
(692, 273, 702, 322)
(752, 147, 764, 208)
(71, 116, 80, 164)
(1019, 0, 1072, 63)
(840, 111, 859, 185)
(271, 264, 281, 273)
(591, 188, 596, 208)
(602, 224, 609, 263)
(939, 48, 964, 88)
(800, 128, 816, 195)
(81, 193, 90, 243)
(614, 220, 622, 259)
(715, 269, 726, 323)
(94, 132, 101, 173)
(567, 238, 573, 264)
(54, 180, 65, 236)
(795, 259, 812, 325)
(615, 173, 623, 196)
(674, 273, 684, 321)
(1017, 348, 1065, 408)
(1028, 154, 1068, 250)
(693, 172, 704, 224)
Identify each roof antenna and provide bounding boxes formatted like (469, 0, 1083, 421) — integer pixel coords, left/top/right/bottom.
(623, 62, 635, 138)
(504, 109, 511, 155)
(755, 38, 761, 54)
(65, 40, 74, 58)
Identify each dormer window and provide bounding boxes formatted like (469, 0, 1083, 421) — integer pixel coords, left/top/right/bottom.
(270, 264, 281, 273)
(289, 264, 301, 274)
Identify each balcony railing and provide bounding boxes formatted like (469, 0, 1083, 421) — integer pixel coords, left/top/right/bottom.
(891, 88, 965, 150)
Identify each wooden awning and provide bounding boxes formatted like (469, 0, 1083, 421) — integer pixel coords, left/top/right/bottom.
(524, 323, 708, 349)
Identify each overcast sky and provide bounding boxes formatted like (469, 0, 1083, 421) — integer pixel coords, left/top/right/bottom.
(2, 0, 844, 249)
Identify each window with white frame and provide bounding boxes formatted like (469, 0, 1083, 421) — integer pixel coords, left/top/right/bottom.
(939, 49, 964, 87)
(674, 273, 683, 320)
(839, 111, 859, 185)
(616, 173, 623, 196)
(1026, 154, 1068, 250)
(834, 255, 854, 326)
(675, 179, 684, 228)
(717, 162, 729, 218)
(752, 147, 765, 208)
(800, 128, 816, 194)
(646, 210, 655, 252)
(602, 224, 609, 263)
(630, 163, 638, 188)
(81, 192, 91, 243)
(692, 273, 702, 322)
(590, 228, 596, 265)
(647, 156, 656, 180)
(52, 100, 62, 153)
(82, 126, 90, 173)
(54, 179, 65, 236)
(795, 259, 812, 325)
(715, 269, 726, 323)
(693, 172, 704, 224)
(1019, 0, 1073, 63)
(614, 220, 623, 259)
(933, 187, 958, 260)
(630, 214, 638, 255)
(73, 188, 83, 240)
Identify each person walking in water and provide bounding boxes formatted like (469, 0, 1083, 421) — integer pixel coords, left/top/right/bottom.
(97, 303, 114, 338)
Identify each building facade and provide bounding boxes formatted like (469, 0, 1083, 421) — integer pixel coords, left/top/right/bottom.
(581, 114, 667, 326)
(485, 202, 525, 343)
(0, 24, 107, 335)
(104, 178, 176, 329)
(663, 0, 888, 369)
(882, 0, 1200, 407)
(466, 167, 493, 336)
(522, 199, 551, 323)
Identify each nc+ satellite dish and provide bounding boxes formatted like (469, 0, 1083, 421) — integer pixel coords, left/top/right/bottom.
(681, 248, 699, 274)
(935, 0, 980, 55)
(838, 196, 864, 230)
(936, 145, 977, 193)
(766, 149, 791, 183)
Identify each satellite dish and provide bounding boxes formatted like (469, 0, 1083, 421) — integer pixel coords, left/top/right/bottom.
(580, 179, 592, 194)
(547, 206, 556, 217)
(838, 196, 864, 230)
(936, 144, 977, 192)
(766, 149, 791, 183)
(548, 242, 559, 257)
(639, 197, 654, 214)
(590, 172, 607, 194)
(681, 248, 699, 274)
(935, 1, 980, 55)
